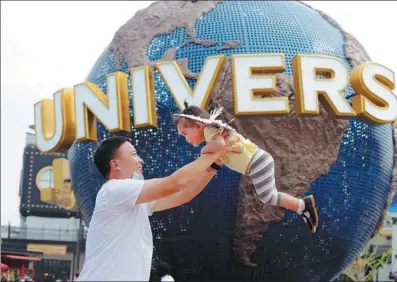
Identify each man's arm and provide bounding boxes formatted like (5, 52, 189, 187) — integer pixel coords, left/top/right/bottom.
(136, 149, 225, 205)
(151, 167, 217, 212)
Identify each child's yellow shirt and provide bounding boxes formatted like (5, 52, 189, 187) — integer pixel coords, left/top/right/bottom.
(204, 127, 258, 174)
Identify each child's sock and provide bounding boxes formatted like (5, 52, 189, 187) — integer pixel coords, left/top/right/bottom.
(269, 192, 280, 206)
(297, 199, 305, 215)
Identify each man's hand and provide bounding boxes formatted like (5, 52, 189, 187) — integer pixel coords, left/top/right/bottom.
(223, 133, 242, 154)
(201, 132, 242, 157)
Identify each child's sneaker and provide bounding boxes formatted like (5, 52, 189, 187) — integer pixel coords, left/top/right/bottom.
(301, 195, 319, 233)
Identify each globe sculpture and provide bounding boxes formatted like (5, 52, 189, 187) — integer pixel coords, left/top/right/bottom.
(68, 1, 397, 281)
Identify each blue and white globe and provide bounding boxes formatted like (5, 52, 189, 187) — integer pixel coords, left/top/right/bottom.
(68, 1, 396, 281)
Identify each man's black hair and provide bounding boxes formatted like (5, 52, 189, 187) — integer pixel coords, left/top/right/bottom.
(94, 136, 131, 179)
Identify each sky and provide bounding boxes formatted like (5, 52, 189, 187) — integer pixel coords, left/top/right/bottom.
(1, 1, 397, 226)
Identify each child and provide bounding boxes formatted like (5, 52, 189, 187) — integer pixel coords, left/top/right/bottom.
(174, 102, 319, 233)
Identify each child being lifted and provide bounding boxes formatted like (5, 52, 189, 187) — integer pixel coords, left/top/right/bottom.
(174, 101, 319, 233)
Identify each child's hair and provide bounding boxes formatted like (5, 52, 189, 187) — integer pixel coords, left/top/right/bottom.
(173, 101, 211, 126)
(174, 101, 236, 130)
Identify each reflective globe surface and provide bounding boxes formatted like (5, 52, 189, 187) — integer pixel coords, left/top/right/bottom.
(68, 1, 395, 281)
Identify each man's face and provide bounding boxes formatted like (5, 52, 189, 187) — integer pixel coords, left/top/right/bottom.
(112, 142, 143, 178)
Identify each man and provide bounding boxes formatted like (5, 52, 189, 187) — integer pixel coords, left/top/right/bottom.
(77, 136, 228, 281)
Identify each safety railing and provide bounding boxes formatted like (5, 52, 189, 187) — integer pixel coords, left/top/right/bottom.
(1, 225, 87, 242)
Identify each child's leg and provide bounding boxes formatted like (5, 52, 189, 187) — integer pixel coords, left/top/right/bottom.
(278, 192, 302, 213)
(249, 149, 319, 232)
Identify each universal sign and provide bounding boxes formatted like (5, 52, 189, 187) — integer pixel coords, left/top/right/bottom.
(34, 54, 397, 153)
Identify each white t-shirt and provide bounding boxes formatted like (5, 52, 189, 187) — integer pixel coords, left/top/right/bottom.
(161, 274, 175, 281)
(77, 178, 155, 281)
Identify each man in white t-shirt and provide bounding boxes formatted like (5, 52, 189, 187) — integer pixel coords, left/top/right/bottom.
(77, 136, 229, 281)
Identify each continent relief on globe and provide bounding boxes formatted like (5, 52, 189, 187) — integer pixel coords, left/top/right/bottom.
(303, 0, 397, 237)
(108, 0, 397, 266)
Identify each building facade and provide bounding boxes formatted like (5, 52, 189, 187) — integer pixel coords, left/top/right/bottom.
(1, 127, 86, 281)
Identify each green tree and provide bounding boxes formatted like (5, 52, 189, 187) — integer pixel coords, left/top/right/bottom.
(343, 234, 393, 281)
